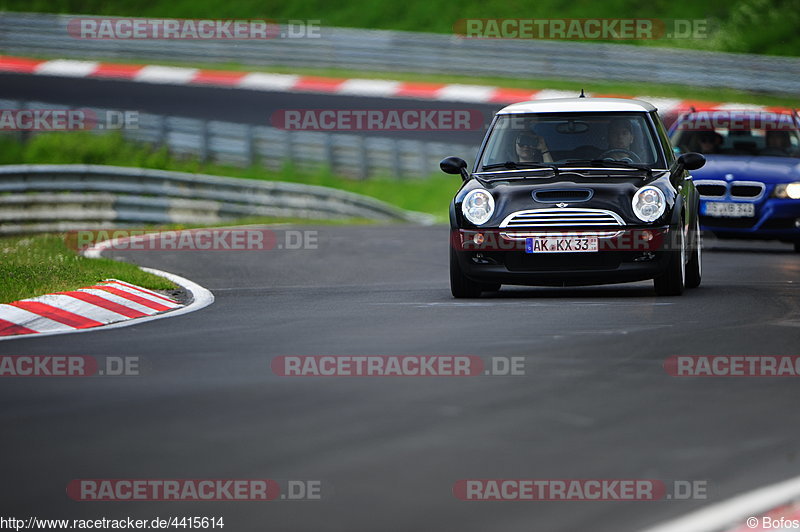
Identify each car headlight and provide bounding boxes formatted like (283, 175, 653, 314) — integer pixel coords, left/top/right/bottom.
(632, 186, 666, 223)
(773, 183, 800, 199)
(461, 189, 495, 226)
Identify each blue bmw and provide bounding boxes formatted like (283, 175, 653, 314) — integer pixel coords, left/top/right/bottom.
(669, 109, 800, 252)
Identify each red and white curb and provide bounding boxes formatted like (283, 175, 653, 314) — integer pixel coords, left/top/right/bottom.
(0, 55, 790, 114)
(0, 236, 215, 340)
(0, 279, 182, 337)
(641, 474, 800, 532)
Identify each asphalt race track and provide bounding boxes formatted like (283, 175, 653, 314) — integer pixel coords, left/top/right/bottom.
(0, 73, 500, 145)
(1, 225, 799, 531)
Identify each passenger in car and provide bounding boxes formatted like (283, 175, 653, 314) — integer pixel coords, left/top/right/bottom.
(761, 130, 793, 156)
(514, 131, 554, 163)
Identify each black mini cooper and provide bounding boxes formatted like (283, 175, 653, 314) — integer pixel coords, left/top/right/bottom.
(441, 97, 706, 297)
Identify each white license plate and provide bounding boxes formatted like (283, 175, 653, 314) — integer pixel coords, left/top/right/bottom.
(703, 202, 755, 218)
(525, 236, 598, 253)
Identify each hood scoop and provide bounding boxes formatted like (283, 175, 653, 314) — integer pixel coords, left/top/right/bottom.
(533, 189, 593, 203)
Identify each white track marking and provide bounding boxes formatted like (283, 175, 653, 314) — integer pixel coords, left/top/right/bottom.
(35, 59, 99, 77)
(640, 475, 800, 532)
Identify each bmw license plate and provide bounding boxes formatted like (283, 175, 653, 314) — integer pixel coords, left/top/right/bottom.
(525, 236, 598, 253)
(703, 202, 755, 218)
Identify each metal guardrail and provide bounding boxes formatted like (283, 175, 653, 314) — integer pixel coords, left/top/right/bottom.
(0, 99, 478, 180)
(0, 164, 435, 234)
(2, 12, 800, 94)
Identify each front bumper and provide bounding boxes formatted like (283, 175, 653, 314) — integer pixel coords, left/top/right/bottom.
(451, 227, 674, 286)
(700, 198, 800, 242)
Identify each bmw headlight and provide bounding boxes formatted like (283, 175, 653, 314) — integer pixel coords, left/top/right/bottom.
(461, 189, 495, 226)
(773, 183, 800, 199)
(632, 186, 666, 223)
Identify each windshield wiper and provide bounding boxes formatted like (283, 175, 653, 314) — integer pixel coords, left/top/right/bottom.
(560, 159, 652, 177)
(561, 159, 649, 170)
(480, 161, 559, 175)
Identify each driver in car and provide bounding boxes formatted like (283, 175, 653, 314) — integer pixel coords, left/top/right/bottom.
(603, 118, 638, 160)
(515, 131, 554, 163)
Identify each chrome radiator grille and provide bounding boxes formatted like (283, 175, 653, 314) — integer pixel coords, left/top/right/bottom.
(499, 208, 625, 230)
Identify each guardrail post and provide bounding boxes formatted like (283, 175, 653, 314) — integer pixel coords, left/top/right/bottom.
(358, 135, 369, 180)
(392, 138, 403, 179)
(199, 121, 209, 163)
(418, 141, 428, 178)
(157, 116, 168, 147)
(286, 130, 296, 166)
(324, 133, 335, 174)
(245, 125, 255, 167)
(16, 101, 28, 144)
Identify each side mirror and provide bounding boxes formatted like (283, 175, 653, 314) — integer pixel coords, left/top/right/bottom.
(440, 156, 469, 181)
(677, 152, 706, 171)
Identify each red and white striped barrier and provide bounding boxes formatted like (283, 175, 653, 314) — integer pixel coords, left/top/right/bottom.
(0, 279, 182, 337)
(0, 55, 789, 114)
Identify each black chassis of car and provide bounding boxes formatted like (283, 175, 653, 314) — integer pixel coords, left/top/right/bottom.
(443, 107, 705, 297)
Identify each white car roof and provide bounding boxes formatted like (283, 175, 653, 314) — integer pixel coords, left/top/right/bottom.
(497, 97, 657, 115)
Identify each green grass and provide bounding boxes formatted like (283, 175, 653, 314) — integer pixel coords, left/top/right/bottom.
(2, 0, 798, 56)
(0, 132, 461, 220)
(0, 233, 176, 303)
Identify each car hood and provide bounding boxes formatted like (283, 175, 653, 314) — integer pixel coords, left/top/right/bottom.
(475, 168, 663, 184)
(463, 170, 676, 226)
(692, 155, 800, 184)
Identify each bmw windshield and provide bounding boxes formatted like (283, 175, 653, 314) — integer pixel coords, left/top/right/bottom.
(671, 112, 800, 158)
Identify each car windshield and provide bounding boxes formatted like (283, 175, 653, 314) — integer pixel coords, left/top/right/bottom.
(671, 112, 800, 158)
(478, 112, 666, 171)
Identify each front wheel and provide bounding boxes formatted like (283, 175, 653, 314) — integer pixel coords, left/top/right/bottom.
(794, 242, 800, 253)
(450, 247, 483, 298)
(685, 215, 702, 289)
(654, 221, 686, 296)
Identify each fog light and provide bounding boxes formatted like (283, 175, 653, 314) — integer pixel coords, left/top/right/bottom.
(795, 219, 800, 229)
(473, 233, 485, 245)
(472, 252, 496, 265)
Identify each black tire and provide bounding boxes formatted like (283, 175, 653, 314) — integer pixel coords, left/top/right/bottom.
(450, 247, 483, 298)
(794, 241, 800, 253)
(654, 220, 686, 296)
(685, 215, 702, 289)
